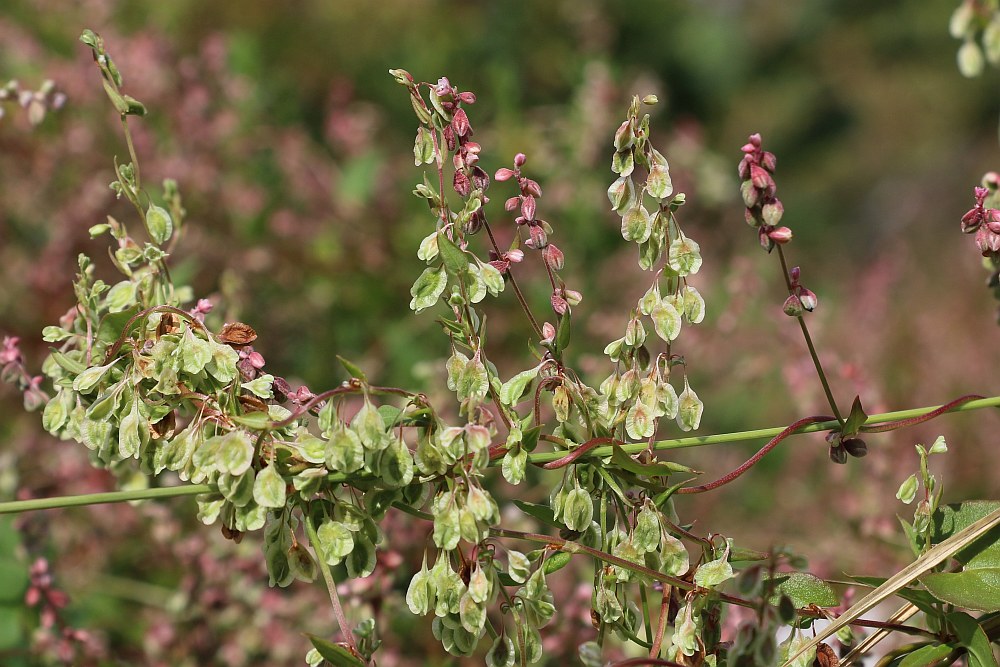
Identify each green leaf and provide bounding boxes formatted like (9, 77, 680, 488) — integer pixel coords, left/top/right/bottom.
(502, 444, 527, 485)
(555, 311, 571, 354)
(544, 551, 572, 575)
(766, 572, 839, 608)
(326, 425, 365, 473)
(625, 401, 655, 440)
(922, 569, 1000, 612)
(667, 234, 702, 276)
(947, 611, 998, 667)
(305, 635, 366, 667)
(118, 400, 146, 459)
(353, 398, 387, 450)
(609, 444, 691, 477)
(512, 500, 562, 531)
(335, 355, 368, 383)
(676, 377, 704, 432)
(253, 464, 286, 508)
(846, 574, 942, 615)
(650, 300, 681, 342)
(72, 359, 117, 394)
(843, 395, 867, 436)
(145, 204, 173, 245)
(230, 411, 272, 430)
(499, 367, 539, 407)
(316, 521, 355, 565)
(621, 204, 652, 243)
(897, 474, 919, 505)
(104, 280, 136, 313)
(409, 265, 448, 313)
(436, 232, 468, 275)
(216, 430, 254, 476)
(646, 157, 673, 200)
(694, 551, 733, 588)
(897, 644, 957, 667)
(932, 501, 1000, 568)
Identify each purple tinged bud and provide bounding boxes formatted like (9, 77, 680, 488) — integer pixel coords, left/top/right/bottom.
(514, 153, 527, 167)
(521, 195, 536, 221)
(829, 444, 848, 465)
(505, 196, 520, 212)
(762, 198, 784, 226)
(761, 151, 777, 172)
(541, 322, 556, 344)
(523, 179, 542, 197)
(782, 295, 804, 317)
(790, 266, 801, 282)
(543, 244, 564, 270)
(976, 226, 1000, 255)
(452, 108, 471, 137)
(551, 292, 569, 314)
(738, 156, 751, 180)
(740, 142, 757, 154)
(798, 288, 818, 311)
(453, 170, 471, 196)
(767, 226, 793, 244)
(507, 249, 524, 262)
(471, 166, 489, 191)
(564, 289, 582, 306)
(750, 164, 774, 191)
(961, 208, 981, 233)
(748, 133, 762, 148)
(495, 168, 516, 182)
(458, 91, 476, 104)
(758, 227, 775, 252)
(526, 224, 548, 249)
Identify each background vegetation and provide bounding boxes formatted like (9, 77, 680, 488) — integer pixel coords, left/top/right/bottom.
(1, 0, 998, 663)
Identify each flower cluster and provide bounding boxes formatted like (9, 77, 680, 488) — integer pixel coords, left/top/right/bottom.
(738, 133, 792, 252)
(0, 336, 48, 411)
(0, 78, 65, 125)
(960, 182, 1000, 256)
(781, 266, 820, 317)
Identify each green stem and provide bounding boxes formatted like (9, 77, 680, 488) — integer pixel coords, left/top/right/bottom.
(0, 484, 212, 515)
(524, 395, 1000, 464)
(303, 510, 358, 655)
(776, 245, 844, 425)
(4, 396, 1000, 515)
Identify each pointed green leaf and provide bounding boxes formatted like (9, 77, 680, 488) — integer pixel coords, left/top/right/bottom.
(409, 265, 448, 313)
(145, 204, 173, 245)
(922, 569, 1000, 611)
(253, 464, 286, 508)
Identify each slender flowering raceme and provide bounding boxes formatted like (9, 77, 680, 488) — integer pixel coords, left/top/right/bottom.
(739, 133, 792, 253)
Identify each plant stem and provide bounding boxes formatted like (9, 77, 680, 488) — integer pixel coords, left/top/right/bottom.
(4, 396, 999, 516)
(523, 394, 1000, 465)
(776, 245, 844, 425)
(303, 510, 358, 655)
(0, 484, 212, 515)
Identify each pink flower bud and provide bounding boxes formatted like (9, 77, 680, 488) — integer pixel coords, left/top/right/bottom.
(523, 178, 542, 197)
(521, 195, 536, 221)
(798, 288, 818, 311)
(542, 244, 564, 270)
(761, 151, 777, 172)
(976, 226, 1000, 255)
(443, 124, 456, 151)
(541, 322, 556, 344)
(750, 164, 774, 191)
(505, 196, 520, 212)
(451, 108, 471, 137)
(453, 170, 471, 196)
(961, 207, 982, 233)
(495, 168, 516, 182)
(762, 198, 784, 226)
(748, 133, 762, 148)
(471, 166, 489, 191)
(767, 226, 793, 244)
(564, 289, 582, 306)
(790, 266, 801, 282)
(526, 224, 548, 249)
(458, 91, 477, 104)
(514, 153, 527, 167)
(782, 295, 803, 317)
(551, 292, 569, 314)
(507, 249, 524, 262)
(740, 142, 757, 154)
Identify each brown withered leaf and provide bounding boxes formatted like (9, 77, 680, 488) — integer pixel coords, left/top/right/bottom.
(238, 394, 268, 414)
(813, 644, 837, 667)
(156, 313, 180, 338)
(151, 410, 176, 440)
(217, 321, 257, 346)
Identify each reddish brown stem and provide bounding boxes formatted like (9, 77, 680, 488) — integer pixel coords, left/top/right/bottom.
(860, 394, 983, 433)
(676, 415, 833, 495)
